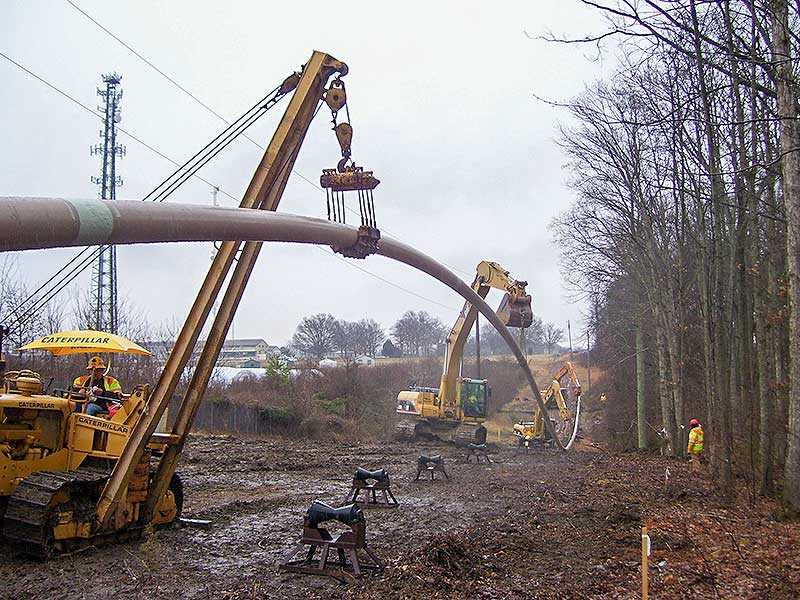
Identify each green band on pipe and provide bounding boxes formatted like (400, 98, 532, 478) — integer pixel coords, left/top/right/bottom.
(67, 198, 114, 245)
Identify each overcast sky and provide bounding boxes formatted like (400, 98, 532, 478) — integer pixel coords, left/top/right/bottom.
(1, 1, 614, 348)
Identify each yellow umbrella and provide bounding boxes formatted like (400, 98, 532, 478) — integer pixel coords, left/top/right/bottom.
(18, 329, 152, 356)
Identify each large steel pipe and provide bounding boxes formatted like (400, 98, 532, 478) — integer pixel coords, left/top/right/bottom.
(0, 196, 572, 448)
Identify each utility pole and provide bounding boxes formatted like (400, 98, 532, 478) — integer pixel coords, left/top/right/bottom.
(90, 73, 125, 333)
(567, 320, 573, 357)
(587, 329, 591, 391)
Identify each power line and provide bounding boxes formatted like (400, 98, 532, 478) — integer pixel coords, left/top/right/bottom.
(1, 52, 286, 329)
(0, 50, 245, 329)
(64, 0, 267, 152)
(65, 0, 227, 124)
(0, 49, 239, 203)
(316, 247, 460, 312)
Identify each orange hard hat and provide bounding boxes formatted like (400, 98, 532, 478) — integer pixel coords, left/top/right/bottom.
(87, 356, 106, 370)
(690, 418, 699, 426)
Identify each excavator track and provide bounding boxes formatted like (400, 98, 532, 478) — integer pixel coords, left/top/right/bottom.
(453, 423, 487, 447)
(393, 418, 418, 441)
(3, 468, 109, 558)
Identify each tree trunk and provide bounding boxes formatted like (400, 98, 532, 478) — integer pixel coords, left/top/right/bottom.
(773, 0, 800, 516)
(756, 284, 774, 495)
(655, 322, 677, 456)
(637, 315, 648, 449)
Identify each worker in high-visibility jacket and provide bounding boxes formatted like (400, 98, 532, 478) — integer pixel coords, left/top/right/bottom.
(72, 356, 122, 417)
(687, 418, 704, 471)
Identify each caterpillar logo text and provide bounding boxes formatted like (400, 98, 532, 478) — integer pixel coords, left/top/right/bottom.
(16, 401, 57, 410)
(76, 416, 129, 434)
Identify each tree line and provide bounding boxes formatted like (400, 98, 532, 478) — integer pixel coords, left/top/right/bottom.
(552, 0, 800, 514)
(289, 309, 567, 361)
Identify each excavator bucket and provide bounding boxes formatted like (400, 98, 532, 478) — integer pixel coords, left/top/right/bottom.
(497, 293, 533, 328)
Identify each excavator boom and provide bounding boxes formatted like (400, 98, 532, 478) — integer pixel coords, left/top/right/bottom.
(439, 261, 532, 406)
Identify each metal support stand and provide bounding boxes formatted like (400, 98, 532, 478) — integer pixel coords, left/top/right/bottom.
(414, 455, 449, 481)
(465, 443, 492, 463)
(345, 479, 398, 508)
(279, 519, 384, 581)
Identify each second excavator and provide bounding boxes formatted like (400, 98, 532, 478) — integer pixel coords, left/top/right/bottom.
(513, 361, 582, 448)
(394, 261, 532, 445)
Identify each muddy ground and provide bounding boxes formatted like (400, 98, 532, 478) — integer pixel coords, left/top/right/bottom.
(1, 434, 798, 600)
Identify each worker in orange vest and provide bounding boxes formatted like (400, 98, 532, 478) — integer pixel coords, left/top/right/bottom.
(687, 418, 704, 471)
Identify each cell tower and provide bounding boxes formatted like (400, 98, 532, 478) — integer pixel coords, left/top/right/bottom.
(89, 73, 125, 333)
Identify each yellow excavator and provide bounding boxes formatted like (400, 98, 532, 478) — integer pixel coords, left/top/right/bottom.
(0, 50, 360, 557)
(394, 261, 532, 445)
(513, 361, 582, 448)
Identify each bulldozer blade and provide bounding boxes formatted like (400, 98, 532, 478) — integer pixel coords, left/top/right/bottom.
(497, 293, 533, 329)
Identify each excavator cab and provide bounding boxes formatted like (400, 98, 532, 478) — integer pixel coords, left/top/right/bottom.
(459, 378, 488, 419)
(497, 292, 533, 329)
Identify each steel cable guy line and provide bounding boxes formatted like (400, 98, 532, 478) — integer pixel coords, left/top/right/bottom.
(0, 246, 94, 325)
(147, 102, 272, 204)
(144, 85, 283, 203)
(5, 245, 105, 330)
(2, 76, 293, 330)
(0, 50, 265, 328)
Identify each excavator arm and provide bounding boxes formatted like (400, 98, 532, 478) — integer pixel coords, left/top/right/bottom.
(514, 361, 582, 446)
(438, 261, 532, 408)
(96, 51, 349, 528)
(542, 361, 582, 417)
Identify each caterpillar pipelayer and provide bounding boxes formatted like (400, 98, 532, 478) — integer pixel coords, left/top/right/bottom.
(394, 261, 532, 445)
(0, 50, 363, 557)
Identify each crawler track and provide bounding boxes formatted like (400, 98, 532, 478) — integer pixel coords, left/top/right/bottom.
(393, 418, 417, 441)
(2, 468, 183, 558)
(3, 468, 109, 558)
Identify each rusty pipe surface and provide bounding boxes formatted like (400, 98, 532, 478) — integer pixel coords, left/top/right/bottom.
(0, 196, 566, 447)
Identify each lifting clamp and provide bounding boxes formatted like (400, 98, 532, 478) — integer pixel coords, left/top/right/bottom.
(320, 77, 381, 259)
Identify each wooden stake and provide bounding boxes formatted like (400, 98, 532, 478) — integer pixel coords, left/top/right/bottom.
(642, 526, 650, 600)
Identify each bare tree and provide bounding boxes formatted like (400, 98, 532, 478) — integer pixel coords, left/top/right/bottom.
(544, 0, 798, 501)
(355, 319, 385, 357)
(542, 322, 564, 355)
(290, 313, 338, 361)
(391, 311, 445, 357)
